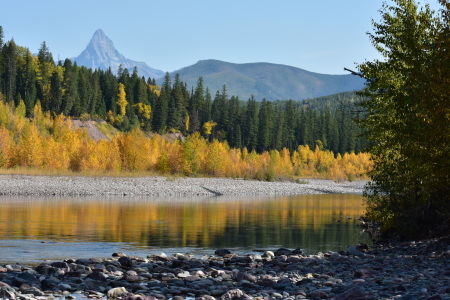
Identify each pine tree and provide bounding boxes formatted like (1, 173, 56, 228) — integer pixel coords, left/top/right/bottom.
(153, 72, 170, 133)
(48, 69, 63, 113)
(257, 99, 274, 152)
(189, 77, 205, 133)
(16, 48, 37, 116)
(211, 85, 229, 140)
(100, 68, 118, 113)
(36, 41, 54, 111)
(1, 40, 17, 103)
(90, 71, 105, 117)
(284, 100, 297, 150)
(61, 59, 80, 115)
(167, 73, 184, 130)
(324, 106, 339, 153)
(0, 26, 4, 49)
(227, 95, 242, 148)
(0, 26, 3, 84)
(273, 104, 286, 150)
(77, 66, 90, 116)
(203, 88, 212, 125)
(243, 95, 259, 151)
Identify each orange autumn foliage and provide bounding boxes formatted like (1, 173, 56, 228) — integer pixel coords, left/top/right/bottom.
(0, 101, 373, 180)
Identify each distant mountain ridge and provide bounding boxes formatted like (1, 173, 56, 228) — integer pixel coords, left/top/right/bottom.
(73, 29, 164, 79)
(73, 30, 365, 100)
(161, 59, 365, 100)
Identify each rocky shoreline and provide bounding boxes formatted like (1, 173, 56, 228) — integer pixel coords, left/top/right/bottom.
(0, 235, 448, 300)
(0, 175, 366, 197)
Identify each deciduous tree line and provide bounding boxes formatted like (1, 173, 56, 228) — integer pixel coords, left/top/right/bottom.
(0, 100, 372, 180)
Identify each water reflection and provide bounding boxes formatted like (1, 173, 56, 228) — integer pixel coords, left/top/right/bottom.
(0, 194, 369, 263)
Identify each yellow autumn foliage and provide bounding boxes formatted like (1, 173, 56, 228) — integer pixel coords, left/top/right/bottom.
(117, 83, 128, 116)
(0, 100, 373, 180)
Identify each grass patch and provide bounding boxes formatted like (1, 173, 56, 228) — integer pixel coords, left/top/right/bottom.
(95, 122, 118, 140)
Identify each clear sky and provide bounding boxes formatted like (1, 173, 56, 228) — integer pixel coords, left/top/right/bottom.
(1, 0, 441, 75)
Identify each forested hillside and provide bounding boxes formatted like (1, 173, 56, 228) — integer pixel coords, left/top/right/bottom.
(159, 59, 365, 100)
(0, 26, 366, 155)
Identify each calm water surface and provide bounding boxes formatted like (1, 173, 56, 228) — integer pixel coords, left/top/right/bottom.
(0, 194, 370, 264)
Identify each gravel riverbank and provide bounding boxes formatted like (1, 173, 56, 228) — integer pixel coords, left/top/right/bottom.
(2, 175, 448, 299)
(0, 175, 366, 196)
(0, 236, 448, 300)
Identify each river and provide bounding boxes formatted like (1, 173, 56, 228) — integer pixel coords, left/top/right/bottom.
(0, 194, 370, 264)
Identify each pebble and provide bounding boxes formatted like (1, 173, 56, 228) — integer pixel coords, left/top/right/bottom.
(0, 236, 448, 300)
(0, 175, 366, 197)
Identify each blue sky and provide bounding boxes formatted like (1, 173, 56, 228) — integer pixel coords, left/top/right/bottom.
(1, 0, 441, 74)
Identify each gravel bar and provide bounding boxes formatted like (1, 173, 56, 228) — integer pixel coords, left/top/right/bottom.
(0, 236, 448, 300)
(0, 175, 366, 197)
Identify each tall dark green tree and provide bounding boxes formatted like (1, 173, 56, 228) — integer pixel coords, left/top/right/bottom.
(1, 40, 17, 103)
(203, 87, 212, 123)
(358, 0, 450, 238)
(211, 85, 229, 140)
(284, 100, 297, 150)
(0, 26, 4, 49)
(227, 95, 242, 148)
(324, 106, 339, 153)
(100, 68, 117, 113)
(257, 99, 274, 152)
(0, 26, 3, 83)
(153, 72, 170, 133)
(167, 73, 185, 131)
(61, 59, 80, 115)
(16, 49, 37, 115)
(243, 95, 259, 151)
(77, 65, 90, 116)
(189, 77, 205, 133)
(273, 104, 286, 150)
(48, 70, 63, 113)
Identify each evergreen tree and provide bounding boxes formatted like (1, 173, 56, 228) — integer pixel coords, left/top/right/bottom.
(100, 68, 117, 113)
(273, 104, 286, 150)
(227, 95, 242, 148)
(0, 26, 3, 83)
(48, 70, 63, 113)
(284, 100, 297, 150)
(211, 85, 229, 140)
(243, 95, 259, 151)
(133, 75, 148, 105)
(257, 99, 274, 152)
(153, 72, 170, 133)
(167, 73, 184, 131)
(0, 26, 4, 49)
(77, 66, 90, 116)
(61, 59, 80, 115)
(90, 71, 105, 117)
(189, 77, 205, 133)
(203, 87, 212, 124)
(294, 105, 305, 149)
(1, 40, 17, 103)
(324, 106, 339, 153)
(16, 49, 37, 116)
(36, 41, 54, 110)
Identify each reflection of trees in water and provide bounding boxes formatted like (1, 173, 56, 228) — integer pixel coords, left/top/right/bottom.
(205, 216, 365, 253)
(0, 194, 368, 252)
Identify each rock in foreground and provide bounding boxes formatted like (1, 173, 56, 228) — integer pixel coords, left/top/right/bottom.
(0, 235, 449, 300)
